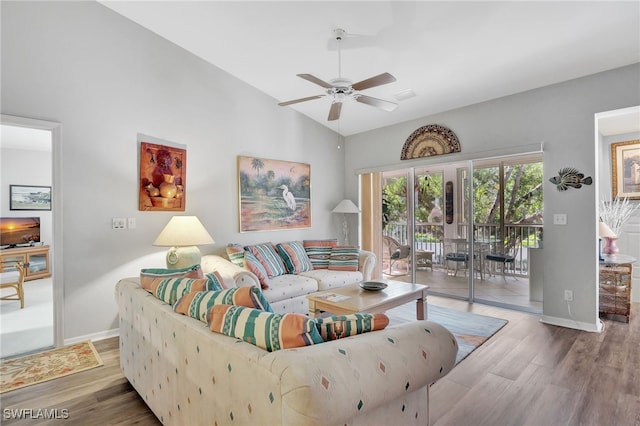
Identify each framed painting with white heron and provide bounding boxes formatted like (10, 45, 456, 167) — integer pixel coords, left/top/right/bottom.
(237, 156, 311, 232)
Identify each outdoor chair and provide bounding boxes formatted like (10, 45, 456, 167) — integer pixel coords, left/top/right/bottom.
(0, 261, 26, 308)
(383, 236, 411, 276)
(486, 238, 520, 280)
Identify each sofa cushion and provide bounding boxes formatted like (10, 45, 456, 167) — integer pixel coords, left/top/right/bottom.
(246, 243, 287, 278)
(314, 313, 390, 341)
(208, 305, 324, 352)
(139, 264, 203, 289)
(303, 239, 337, 269)
(204, 271, 225, 291)
(226, 243, 246, 267)
(261, 274, 318, 304)
(276, 241, 313, 274)
(328, 246, 359, 272)
(143, 277, 211, 305)
(300, 269, 363, 291)
(243, 250, 271, 289)
(174, 287, 273, 322)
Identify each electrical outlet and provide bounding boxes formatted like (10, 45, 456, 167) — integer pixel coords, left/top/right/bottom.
(112, 217, 126, 229)
(564, 290, 573, 302)
(127, 218, 136, 229)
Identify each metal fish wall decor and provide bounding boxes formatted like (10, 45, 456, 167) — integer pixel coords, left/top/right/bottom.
(549, 167, 593, 191)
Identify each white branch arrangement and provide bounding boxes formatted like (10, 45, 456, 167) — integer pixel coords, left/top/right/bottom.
(599, 196, 640, 236)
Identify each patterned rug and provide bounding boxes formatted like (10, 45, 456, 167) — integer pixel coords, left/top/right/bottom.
(387, 302, 508, 365)
(428, 304, 508, 364)
(0, 341, 103, 393)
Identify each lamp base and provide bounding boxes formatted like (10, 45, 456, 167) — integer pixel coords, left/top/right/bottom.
(602, 237, 619, 255)
(166, 246, 202, 269)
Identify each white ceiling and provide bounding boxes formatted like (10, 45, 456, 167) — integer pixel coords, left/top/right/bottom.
(0, 125, 51, 152)
(99, 1, 640, 137)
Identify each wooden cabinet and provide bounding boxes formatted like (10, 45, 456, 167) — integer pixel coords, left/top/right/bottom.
(599, 255, 635, 323)
(0, 245, 51, 281)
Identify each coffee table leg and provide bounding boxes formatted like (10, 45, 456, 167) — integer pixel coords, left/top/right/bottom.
(416, 295, 427, 320)
(308, 300, 321, 318)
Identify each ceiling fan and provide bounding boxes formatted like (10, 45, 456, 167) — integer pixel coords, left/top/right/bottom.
(278, 28, 398, 121)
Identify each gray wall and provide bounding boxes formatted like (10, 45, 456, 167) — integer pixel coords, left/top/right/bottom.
(345, 65, 640, 330)
(1, 2, 345, 341)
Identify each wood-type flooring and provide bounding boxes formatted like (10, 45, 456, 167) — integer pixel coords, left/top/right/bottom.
(1, 296, 638, 425)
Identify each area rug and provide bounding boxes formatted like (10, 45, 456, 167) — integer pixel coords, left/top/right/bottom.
(428, 304, 508, 364)
(0, 341, 103, 393)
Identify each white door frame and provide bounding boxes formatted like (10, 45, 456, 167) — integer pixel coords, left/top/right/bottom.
(1, 114, 64, 348)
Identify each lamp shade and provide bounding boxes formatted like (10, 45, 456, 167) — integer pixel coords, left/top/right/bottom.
(153, 216, 215, 247)
(332, 199, 360, 214)
(598, 222, 616, 238)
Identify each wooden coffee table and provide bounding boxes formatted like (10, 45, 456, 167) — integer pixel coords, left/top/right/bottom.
(307, 280, 428, 320)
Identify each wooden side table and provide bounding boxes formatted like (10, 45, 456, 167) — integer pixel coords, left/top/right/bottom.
(599, 254, 636, 323)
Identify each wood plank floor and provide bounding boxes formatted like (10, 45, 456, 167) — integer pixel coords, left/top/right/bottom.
(1, 297, 638, 425)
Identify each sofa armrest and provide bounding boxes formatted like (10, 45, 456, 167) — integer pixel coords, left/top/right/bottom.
(200, 254, 259, 289)
(358, 249, 376, 281)
(262, 320, 457, 425)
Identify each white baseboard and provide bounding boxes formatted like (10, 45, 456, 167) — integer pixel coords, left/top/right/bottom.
(540, 315, 603, 333)
(64, 328, 119, 346)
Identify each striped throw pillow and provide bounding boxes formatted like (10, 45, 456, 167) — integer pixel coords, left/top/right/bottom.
(276, 241, 313, 274)
(244, 250, 270, 289)
(303, 239, 338, 269)
(327, 246, 359, 272)
(145, 277, 211, 305)
(226, 243, 246, 267)
(208, 305, 324, 352)
(174, 287, 273, 322)
(140, 264, 203, 290)
(314, 313, 389, 341)
(204, 271, 225, 291)
(246, 243, 287, 278)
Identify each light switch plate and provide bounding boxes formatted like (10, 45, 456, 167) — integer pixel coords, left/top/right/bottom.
(553, 214, 567, 225)
(112, 217, 126, 229)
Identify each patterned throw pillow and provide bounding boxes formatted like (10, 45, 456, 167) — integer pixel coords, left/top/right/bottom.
(314, 313, 389, 341)
(243, 250, 270, 289)
(327, 246, 359, 272)
(246, 243, 287, 278)
(276, 241, 313, 274)
(145, 277, 211, 305)
(204, 271, 225, 291)
(139, 264, 203, 290)
(226, 243, 246, 267)
(208, 305, 324, 352)
(174, 287, 273, 322)
(303, 239, 338, 269)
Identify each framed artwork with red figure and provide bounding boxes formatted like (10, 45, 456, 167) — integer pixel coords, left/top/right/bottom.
(611, 139, 640, 200)
(139, 141, 186, 211)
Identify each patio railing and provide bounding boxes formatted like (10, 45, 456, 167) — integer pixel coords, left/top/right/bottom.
(384, 222, 543, 277)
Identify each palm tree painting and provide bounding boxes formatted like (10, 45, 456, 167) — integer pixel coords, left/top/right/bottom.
(238, 156, 311, 232)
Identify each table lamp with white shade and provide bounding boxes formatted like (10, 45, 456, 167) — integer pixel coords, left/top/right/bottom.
(153, 216, 215, 269)
(599, 221, 618, 257)
(332, 199, 360, 245)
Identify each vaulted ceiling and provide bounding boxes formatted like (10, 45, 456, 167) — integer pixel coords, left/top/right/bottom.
(101, 2, 640, 136)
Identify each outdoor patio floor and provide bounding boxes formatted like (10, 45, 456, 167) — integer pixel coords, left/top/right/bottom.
(383, 265, 542, 313)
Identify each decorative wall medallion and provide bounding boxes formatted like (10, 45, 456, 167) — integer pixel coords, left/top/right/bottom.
(548, 167, 593, 191)
(400, 124, 461, 160)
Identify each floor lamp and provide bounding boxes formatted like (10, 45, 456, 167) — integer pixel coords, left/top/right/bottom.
(332, 199, 360, 245)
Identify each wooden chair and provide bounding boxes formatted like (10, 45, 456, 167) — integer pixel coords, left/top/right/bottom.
(1, 261, 26, 308)
(383, 236, 411, 276)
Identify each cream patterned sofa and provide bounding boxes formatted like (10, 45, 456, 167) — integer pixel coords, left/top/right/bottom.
(116, 277, 458, 426)
(200, 250, 376, 314)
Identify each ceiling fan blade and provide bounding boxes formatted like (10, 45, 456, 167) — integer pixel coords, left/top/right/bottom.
(278, 95, 324, 107)
(352, 72, 397, 91)
(297, 74, 334, 89)
(328, 102, 342, 121)
(355, 95, 398, 112)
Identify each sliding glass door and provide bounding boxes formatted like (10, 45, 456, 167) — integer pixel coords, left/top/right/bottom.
(365, 152, 543, 313)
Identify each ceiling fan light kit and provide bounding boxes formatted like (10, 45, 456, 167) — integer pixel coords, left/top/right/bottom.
(278, 28, 398, 121)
